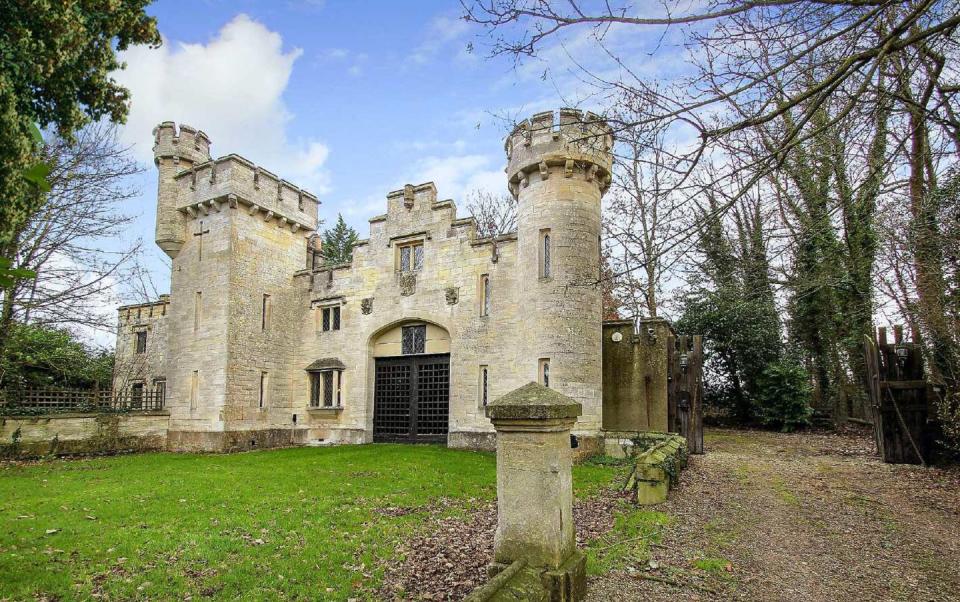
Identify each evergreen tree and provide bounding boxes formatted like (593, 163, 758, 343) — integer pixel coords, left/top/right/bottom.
(677, 195, 784, 423)
(320, 214, 360, 266)
(0, 1, 160, 249)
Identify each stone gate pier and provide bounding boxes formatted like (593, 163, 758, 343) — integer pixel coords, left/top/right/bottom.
(465, 382, 586, 601)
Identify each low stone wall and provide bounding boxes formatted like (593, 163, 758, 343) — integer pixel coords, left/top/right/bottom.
(166, 428, 309, 452)
(0, 411, 169, 457)
(623, 433, 688, 505)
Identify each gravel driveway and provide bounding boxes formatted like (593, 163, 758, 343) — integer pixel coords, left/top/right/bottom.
(587, 427, 960, 602)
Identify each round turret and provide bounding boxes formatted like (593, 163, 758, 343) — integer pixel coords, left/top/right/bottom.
(152, 122, 212, 258)
(507, 109, 614, 434)
(505, 109, 613, 199)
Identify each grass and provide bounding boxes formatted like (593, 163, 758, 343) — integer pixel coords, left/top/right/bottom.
(0, 445, 618, 601)
(693, 556, 731, 573)
(584, 508, 672, 575)
(770, 476, 801, 506)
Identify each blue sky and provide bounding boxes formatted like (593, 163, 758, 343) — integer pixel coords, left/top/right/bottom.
(110, 0, 603, 297)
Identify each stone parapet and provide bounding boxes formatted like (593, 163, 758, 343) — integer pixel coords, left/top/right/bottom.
(505, 109, 613, 198)
(172, 154, 319, 232)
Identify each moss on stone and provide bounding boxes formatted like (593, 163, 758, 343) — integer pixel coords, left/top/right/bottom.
(486, 382, 582, 421)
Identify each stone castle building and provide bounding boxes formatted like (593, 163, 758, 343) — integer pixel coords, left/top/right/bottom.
(114, 109, 616, 452)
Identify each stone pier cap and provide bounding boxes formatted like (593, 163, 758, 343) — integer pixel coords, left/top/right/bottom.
(486, 382, 582, 422)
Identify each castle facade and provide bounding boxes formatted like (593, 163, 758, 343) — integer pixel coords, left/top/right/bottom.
(114, 110, 614, 451)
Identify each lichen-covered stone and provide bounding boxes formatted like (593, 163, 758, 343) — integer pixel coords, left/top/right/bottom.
(625, 433, 688, 505)
(486, 382, 582, 421)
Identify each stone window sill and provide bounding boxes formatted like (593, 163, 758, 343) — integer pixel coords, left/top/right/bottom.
(308, 406, 344, 415)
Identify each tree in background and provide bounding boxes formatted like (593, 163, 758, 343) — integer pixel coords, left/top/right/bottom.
(466, 190, 517, 239)
(0, 124, 143, 342)
(0, 323, 113, 390)
(320, 214, 360, 266)
(604, 112, 687, 320)
(466, 0, 960, 444)
(0, 0, 159, 249)
(677, 187, 811, 429)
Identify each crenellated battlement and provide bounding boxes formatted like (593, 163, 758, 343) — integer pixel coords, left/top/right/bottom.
(170, 153, 320, 232)
(505, 108, 614, 198)
(117, 295, 170, 324)
(153, 122, 212, 167)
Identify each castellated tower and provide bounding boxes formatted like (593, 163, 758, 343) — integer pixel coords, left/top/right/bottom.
(153, 123, 212, 258)
(506, 109, 614, 432)
(152, 122, 320, 451)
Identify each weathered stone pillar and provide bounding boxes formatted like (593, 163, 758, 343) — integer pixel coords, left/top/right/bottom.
(486, 381, 587, 601)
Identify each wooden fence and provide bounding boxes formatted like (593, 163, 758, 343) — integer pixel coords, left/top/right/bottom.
(667, 334, 704, 454)
(0, 386, 165, 414)
(864, 326, 931, 465)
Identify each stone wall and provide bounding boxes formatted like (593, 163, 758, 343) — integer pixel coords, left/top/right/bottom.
(113, 297, 169, 393)
(294, 183, 529, 445)
(1, 412, 169, 457)
(601, 318, 672, 432)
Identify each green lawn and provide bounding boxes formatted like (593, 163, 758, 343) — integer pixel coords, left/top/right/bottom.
(0, 445, 617, 601)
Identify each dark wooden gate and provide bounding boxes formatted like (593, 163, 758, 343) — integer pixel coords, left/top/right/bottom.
(373, 354, 449, 443)
(864, 326, 931, 464)
(667, 334, 704, 454)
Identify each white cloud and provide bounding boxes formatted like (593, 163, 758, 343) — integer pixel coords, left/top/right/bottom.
(325, 150, 509, 236)
(113, 14, 331, 195)
(408, 14, 474, 65)
(406, 154, 508, 201)
(316, 48, 367, 77)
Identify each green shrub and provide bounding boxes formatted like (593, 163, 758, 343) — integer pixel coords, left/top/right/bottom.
(755, 359, 813, 432)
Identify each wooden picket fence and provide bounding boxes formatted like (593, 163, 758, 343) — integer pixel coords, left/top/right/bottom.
(864, 326, 932, 465)
(667, 334, 704, 454)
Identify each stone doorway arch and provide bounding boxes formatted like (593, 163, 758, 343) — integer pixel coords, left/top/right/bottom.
(370, 321, 451, 443)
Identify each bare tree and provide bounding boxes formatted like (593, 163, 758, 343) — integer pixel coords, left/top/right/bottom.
(0, 123, 144, 354)
(465, 0, 959, 264)
(604, 116, 689, 319)
(465, 1, 957, 148)
(466, 189, 517, 238)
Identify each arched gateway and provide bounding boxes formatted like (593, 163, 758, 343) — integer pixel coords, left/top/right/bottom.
(371, 321, 451, 443)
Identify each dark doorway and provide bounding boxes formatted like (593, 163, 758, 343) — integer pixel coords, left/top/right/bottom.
(373, 353, 449, 443)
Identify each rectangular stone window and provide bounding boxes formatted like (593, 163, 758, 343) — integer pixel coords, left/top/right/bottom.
(398, 241, 424, 272)
(539, 358, 551, 388)
(480, 274, 491, 317)
(261, 294, 271, 331)
(401, 324, 426, 355)
(194, 291, 203, 333)
(309, 369, 343, 408)
(153, 378, 166, 404)
(135, 330, 147, 354)
(259, 371, 269, 409)
(322, 306, 341, 332)
(539, 229, 552, 279)
(479, 365, 489, 407)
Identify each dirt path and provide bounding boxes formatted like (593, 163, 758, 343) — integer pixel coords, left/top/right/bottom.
(588, 427, 960, 602)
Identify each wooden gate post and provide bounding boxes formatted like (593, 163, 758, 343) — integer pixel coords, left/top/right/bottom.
(668, 334, 704, 454)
